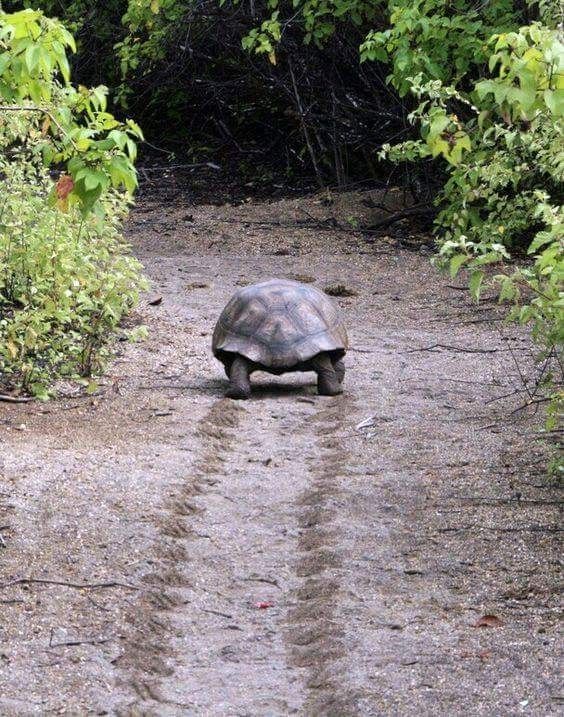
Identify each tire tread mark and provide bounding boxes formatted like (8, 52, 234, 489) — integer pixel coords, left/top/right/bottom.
(287, 395, 362, 715)
(117, 399, 243, 714)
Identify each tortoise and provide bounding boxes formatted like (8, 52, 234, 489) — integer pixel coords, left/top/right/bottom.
(212, 279, 348, 399)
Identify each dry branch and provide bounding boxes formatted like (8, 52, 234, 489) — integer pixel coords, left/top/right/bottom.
(364, 204, 437, 232)
(405, 343, 498, 354)
(0, 577, 138, 591)
(0, 394, 32, 403)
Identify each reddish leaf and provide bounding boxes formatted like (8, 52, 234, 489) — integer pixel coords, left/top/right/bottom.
(56, 175, 74, 201)
(254, 601, 274, 609)
(474, 614, 503, 628)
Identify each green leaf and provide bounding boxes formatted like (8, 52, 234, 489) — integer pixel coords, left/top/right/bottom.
(24, 44, 40, 72)
(427, 114, 450, 140)
(498, 276, 517, 302)
(83, 170, 106, 191)
(469, 270, 485, 301)
(528, 232, 555, 254)
(449, 253, 467, 278)
(517, 69, 537, 110)
(544, 89, 564, 117)
(85, 379, 99, 394)
(518, 305, 534, 324)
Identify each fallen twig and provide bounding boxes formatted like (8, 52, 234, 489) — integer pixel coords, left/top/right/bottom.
(496, 326, 533, 401)
(405, 343, 498, 354)
(201, 608, 233, 619)
(348, 347, 377, 354)
(508, 396, 553, 417)
(201, 214, 395, 242)
(364, 204, 437, 232)
(483, 387, 530, 405)
(0, 394, 32, 403)
(49, 632, 113, 648)
(138, 161, 220, 173)
(0, 577, 138, 591)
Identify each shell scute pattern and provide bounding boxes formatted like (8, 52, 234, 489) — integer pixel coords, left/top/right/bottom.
(212, 279, 348, 370)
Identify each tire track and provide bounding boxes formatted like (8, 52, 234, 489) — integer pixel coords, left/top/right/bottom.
(288, 394, 361, 715)
(155, 394, 313, 715)
(118, 398, 243, 715)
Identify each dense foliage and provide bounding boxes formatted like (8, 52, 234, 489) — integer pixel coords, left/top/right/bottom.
(5, 0, 420, 185)
(1, 1, 562, 425)
(377, 17, 563, 427)
(0, 9, 146, 396)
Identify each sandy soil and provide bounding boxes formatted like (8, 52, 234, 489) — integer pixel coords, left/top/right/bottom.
(0, 189, 560, 716)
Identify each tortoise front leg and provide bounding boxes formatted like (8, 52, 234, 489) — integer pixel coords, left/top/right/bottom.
(311, 353, 343, 396)
(333, 358, 345, 385)
(225, 355, 252, 400)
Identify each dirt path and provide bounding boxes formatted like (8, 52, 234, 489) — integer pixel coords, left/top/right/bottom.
(0, 191, 560, 716)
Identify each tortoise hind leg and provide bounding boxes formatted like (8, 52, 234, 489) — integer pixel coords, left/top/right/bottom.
(311, 353, 343, 396)
(333, 358, 345, 385)
(225, 356, 252, 400)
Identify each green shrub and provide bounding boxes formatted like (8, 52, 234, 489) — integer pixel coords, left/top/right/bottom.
(0, 160, 146, 398)
(359, 0, 520, 94)
(0, 8, 146, 397)
(380, 22, 563, 425)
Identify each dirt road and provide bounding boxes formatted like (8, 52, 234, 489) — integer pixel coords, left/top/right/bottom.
(0, 191, 560, 715)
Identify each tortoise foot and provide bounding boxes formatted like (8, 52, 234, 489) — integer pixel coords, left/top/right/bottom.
(318, 380, 343, 396)
(333, 359, 345, 384)
(225, 384, 251, 400)
(313, 353, 343, 396)
(317, 369, 343, 395)
(226, 356, 251, 399)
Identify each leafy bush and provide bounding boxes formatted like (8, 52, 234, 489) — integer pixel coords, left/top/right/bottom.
(379, 21, 563, 424)
(0, 8, 146, 397)
(8, 0, 426, 185)
(0, 160, 146, 398)
(359, 0, 520, 94)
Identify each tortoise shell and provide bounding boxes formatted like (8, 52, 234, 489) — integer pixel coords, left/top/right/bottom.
(212, 279, 348, 370)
